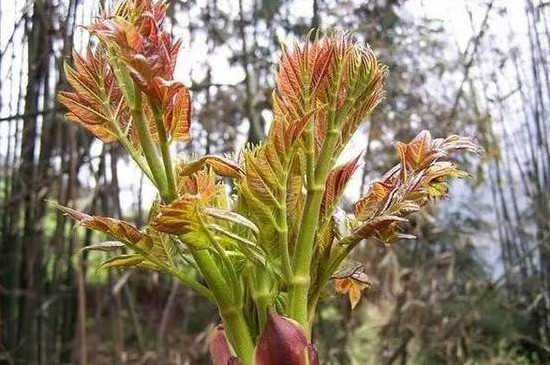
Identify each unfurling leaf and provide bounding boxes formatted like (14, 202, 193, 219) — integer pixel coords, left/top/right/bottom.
(149, 195, 201, 236)
(321, 154, 361, 217)
(203, 208, 259, 236)
(179, 155, 243, 179)
(209, 223, 268, 267)
(156, 79, 192, 141)
(51, 201, 148, 246)
(58, 50, 127, 142)
(151, 169, 228, 248)
(350, 130, 482, 245)
(87, 0, 180, 102)
(75, 0, 192, 143)
(275, 34, 386, 155)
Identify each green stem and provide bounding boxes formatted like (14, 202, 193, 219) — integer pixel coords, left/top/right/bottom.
(108, 49, 253, 363)
(131, 92, 169, 198)
(99, 78, 156, 184)
(191, 247, 255, 365)
(200, 214, 242, 301)
(288, 63, 346, 329)
(288, 129, 339, 328)
(307, 246, 344, 322)
(252, 269, 271, 331)
(110, 55, 169, 198)
(307, 232, 364, 321)
(276, 168, 293, 280)
(151, 103, 177, 201)
(116, 131, 155, 183)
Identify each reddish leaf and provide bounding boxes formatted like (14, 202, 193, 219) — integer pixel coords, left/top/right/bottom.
(352, 131, 481, 245)
(58, 50, 127, 142)
(322, 154, 361, 216)
(179, 155, 243, 180)
(51, 202, 146, 245)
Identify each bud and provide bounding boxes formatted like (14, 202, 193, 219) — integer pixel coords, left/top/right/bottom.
(209, 325, 242, 365)
(254, 310, 318, 365)
(308, 344, 319, 365)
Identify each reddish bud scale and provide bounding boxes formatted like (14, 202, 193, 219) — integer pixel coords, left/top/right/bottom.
(209, 325, 242, 365)
(254, 311, 318, 365)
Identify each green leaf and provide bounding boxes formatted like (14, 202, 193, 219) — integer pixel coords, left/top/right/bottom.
(79, 241, 125, 254)
(202, 207, 260, 236)
(100, 254, 144, 269)
(209, 223, 267, 267)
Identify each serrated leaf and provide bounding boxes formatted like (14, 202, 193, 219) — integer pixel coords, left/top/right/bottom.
(157, 79, 191, 141)
(351, 215, 408, 243)
(322, 154, 361, 216)
(59, 50, 127, 143)
(50, 201, 148, 246)
(351, 130, 481, 245)
(149, 195, 198, 235)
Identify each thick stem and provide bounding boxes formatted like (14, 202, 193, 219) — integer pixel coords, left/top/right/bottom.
(288, 54, 370, 327)
(289, 103, 341, 328)
(288, 129, 339, 328)
(191, 248, 255, 365)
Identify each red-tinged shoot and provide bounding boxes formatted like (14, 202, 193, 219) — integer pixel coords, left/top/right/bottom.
(54, 0, 482, 363)
(210, 325, 242, 365)
(254, 311, 318, 365)
(59, 0, 190, 146)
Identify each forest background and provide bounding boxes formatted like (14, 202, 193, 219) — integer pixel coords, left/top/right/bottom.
(1, 0, 549, 364)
